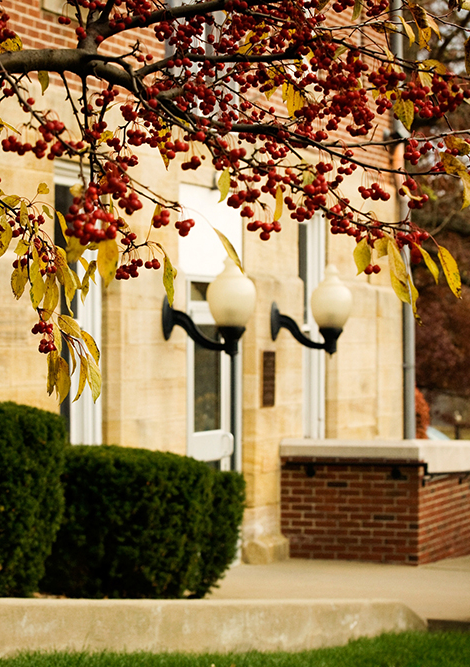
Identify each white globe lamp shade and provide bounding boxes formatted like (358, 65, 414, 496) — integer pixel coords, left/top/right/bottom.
(310, 264, 352, 329)
(207, 258, 256, 327)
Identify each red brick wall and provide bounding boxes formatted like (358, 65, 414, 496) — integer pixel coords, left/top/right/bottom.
(281, 457, 470, 565)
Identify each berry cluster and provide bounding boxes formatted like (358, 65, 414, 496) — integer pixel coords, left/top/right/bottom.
(31, 321, 57, 354)
(175, 218, 195, 237)
(358, 182, 391, 201)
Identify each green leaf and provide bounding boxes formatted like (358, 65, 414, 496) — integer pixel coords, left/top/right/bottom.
(353, 237, 372, 275)
(218, 168, 231, 202)
(38, 71, 49, 95)
(352, 0, 363, 21)
(438, 245, 461, 298)
(97, 238, 119, 288)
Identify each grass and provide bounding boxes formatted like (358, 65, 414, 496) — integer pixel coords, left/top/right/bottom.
(2, 632, 470, 667)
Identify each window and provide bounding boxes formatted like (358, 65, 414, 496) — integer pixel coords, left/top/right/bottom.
(54, 162, 102, 445)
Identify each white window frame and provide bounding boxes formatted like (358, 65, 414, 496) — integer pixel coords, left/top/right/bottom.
(54, 161, 102, 445)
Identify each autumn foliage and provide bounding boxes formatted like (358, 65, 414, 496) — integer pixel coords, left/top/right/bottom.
(0, 0, 468, 399)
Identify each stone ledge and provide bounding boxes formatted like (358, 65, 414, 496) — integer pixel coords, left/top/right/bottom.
(280, 439, 470, 474)
(0, 598, 425, 656)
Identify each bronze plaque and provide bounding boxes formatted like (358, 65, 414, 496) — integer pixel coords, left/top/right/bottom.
(262, 351, 275, 407)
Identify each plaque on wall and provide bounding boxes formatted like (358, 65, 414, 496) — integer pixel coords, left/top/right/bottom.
(262, 351, 275, 407)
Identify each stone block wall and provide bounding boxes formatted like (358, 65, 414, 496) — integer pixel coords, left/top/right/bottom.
(281, 455, 470, 565)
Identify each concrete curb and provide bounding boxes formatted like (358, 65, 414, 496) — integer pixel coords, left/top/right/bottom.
(0, 598, 426, 656)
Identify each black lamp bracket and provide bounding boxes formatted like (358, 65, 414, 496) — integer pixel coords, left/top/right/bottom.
(162, 296, 245, 357)
(271, 302, 342, 355)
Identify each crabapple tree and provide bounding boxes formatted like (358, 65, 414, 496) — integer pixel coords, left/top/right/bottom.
(0, 0, 467, 400)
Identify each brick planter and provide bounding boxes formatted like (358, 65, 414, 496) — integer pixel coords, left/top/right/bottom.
(280, 440, 470, 565)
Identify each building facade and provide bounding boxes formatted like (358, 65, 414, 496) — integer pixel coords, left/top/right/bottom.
(0, 0, 405, 563)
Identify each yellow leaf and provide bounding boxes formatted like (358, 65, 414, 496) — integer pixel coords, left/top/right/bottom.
(98, 130, 113, 145)
(47, 350, 59, 396)
(421, 59, 447, 75)
(2, 195, 20, 207)
(415, 245, 439, 284)
(69, 183, 83, 198)
(43, 273, 59, 317)
(65, 339, 77, 375)
(56, 211, 68, 240)
(11, 264, 28, 299)
(0, 216, 12, 257)
(58, 314, 82, 338)
(97, 238, 119, 288)
(218, 168, 231, 203)
(374, 237, 389, 258)
(73, 357, 88, 403)
(163, 253, 177, 306)
(81, 259, 97, 304)
(86, 354, 101, 402)
(55, 247, 77, 314)
(282, 83, 305, 118)
(30, 270, 45, 309)
(460, 171, 470, 209)
(52, 322, 62, 354)
(0, 35, 22, 53)
(38, 71, 49, 95)
(274, 186, 283, 221)
(371, 21, 399, 34)
(212, 228, 243, 272)
(390, 270, 411, 304)
(66, 235, 86, 263)
(353, 237, 372, 275)
(388, 238, 408, 283)
(399, 16, 415, 46)
(408, 275, 422, 323)
(20, 201, 29, 228)
(394, 96, 414, 131)
(438, 245, 461, 298)
(14, 239, 29, 256)
(0, 120, 20, 135)
(81, 329, 100, 364)
(56, 356, 71, 404)
(444, 135, 470, 156)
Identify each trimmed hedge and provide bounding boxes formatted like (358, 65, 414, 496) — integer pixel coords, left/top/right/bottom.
(41, 445, 245, 599)
(0, 402, 68, 597)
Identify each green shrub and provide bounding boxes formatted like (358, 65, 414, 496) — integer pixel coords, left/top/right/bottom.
(0, 401, 68, 597)
(41, 445, 245, 599)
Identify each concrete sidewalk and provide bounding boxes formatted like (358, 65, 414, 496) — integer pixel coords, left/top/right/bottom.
(209, 556, 470, 625)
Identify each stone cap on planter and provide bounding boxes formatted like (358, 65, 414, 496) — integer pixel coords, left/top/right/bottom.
(280, 439, 470, 474)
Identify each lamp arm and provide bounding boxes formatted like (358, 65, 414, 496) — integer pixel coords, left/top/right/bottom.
(162, 297, 225, 352)
(271, 303, 342, 355)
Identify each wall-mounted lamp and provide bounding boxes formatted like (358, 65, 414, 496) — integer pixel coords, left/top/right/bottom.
(162, 257, 256, 469)
(162, 257, 256, 356)
(271, 264, 352, 355)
